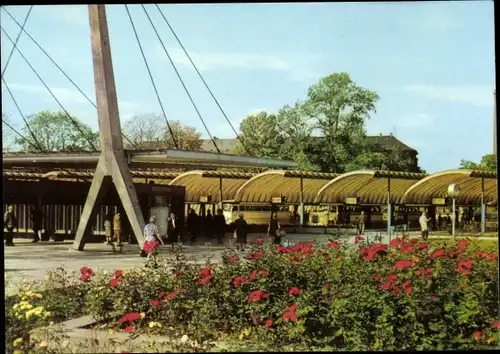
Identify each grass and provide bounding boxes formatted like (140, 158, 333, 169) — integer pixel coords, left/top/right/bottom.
(430, 238, 498, 252)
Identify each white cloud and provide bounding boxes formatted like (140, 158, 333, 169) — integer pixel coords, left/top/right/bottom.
(8, 83, 91, 104)
(394, 113, 435, 129)
(404, 85, 495, 107)
(159, 46, 322, 84)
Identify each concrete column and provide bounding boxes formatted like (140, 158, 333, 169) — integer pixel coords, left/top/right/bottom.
(299, 177, 304, 227)
(387, 177, 392, 240)
(481, 177, 486, 234)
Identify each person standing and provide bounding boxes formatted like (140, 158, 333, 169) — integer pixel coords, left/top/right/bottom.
(4, 205, 17, 246)
(143, 216, 160, 267)
(214, 209, 226, 245)
(232, 213, 248, 251)
(205, 209, 214, 242)
(112, 213, 123, 253)
(267, 213, 281, 245)
(186, 208, 198, 243)
(104, 214, 112, 245)
(357, 211, 366, 235)
(167, 212, 177, 244)
(30, 206, 42, 243)
(419, 211, 432, 241)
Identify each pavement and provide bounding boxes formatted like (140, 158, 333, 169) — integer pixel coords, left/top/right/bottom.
(4, 231, 497, 295)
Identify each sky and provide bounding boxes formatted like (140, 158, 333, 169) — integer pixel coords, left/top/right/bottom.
(0, 2, 495, 173)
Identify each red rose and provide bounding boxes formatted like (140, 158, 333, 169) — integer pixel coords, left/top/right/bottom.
(473, 330, 483, 341)
(124, 326, 135, 333)
(255, 237, 265, 246)
(119, 312, 141, 324)
(165, 292, 177, 300)
(264, 319, 273, 327)
(288, 303, 297, 312)
(456, 239, 470, 249)
(248, 290, 269, 304)
(456, 259, 474, 275)
(380, 281, 392, 291)
(328, 241, 340, 249)
(245, 251, 264, 261)
(229, 256, 240, 263)
(354, 235, 365, 244)
(110, 278, 120, 288)
(80, 266, 94, 282)
(387, 274, 398, 282)
(416, 242, 429, 251)
(259, 270, 269, 278)
(389, 238, 403, 248)
(391, 286, 402, 295)
(282, 311, 297, 322)
(364, 244, 387, 261)
(199, 267, 212, 278)
(149, 299, 160, 307)
(249, 270, 258, 281)
(232, 275, 249, 288)
(197, 275, 213, 285)
(373, 274, 382, 281)
(80, 273, 92, 282)
(114, 269, 124, 279)
(431, 248, 445, 258)
(404, 286, 413, 295)
(288, 287, 301, 296)
(394, 259, 414, 270)
(424, 268, 433, 279)
(491, 321, 500, 329)
(359, 246, 369, 255)
(400, 243, 414, 254)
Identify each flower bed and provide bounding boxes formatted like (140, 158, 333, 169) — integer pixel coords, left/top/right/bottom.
(6, 238, 500, 352)
(77, 238, 499, 351)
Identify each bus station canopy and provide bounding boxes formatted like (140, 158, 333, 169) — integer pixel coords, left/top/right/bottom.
(315, 170, 427, 205)
(402, 170, 498, 205)
(168, 170, 254, 203)
(233, 170, 338, 204)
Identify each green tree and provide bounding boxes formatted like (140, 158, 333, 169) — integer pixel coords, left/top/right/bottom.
(15, 111, 99, 152)
(2, 113, 17, 152)
(460, 154, 497, 172)
(234, 111, 284, 158)
(301, 73, 379, 173)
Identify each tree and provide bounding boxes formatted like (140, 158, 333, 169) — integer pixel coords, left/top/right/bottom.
(460, 154, 497, 172)
(15, 111, 99, 152)
(233, 111, 284, 158)
(122, 113, 202, 150)
(2, 113, 17, 152)
(302, 73, 379, 173)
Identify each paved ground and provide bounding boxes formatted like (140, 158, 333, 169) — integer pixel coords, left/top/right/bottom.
(4, 231, 497, 295)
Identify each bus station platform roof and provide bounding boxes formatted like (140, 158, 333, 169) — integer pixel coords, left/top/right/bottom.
(168, 171, 255, 203)
(314, 170, 427, 205)
(233, 170, 338, 204)
(402, 170, 498, 205)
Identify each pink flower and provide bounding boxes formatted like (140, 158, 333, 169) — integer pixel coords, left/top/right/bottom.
(119, 312, 141, 324)
(431, 248, 445, 258)
(394, 259, 414, 270)
(473, 330, 484, 341)
(456, 259, 474, 275)
(165, 292, 177, 300)
(328, 241, 340, 249)
(248, 290, 269, 304)
(354, 235, 365, 244)
(390, 238, 403, 248)
(288, 303, 297, 312)
(110, 278, 120, 288)
(456, 239, 470, 249)
(199, 267, 212, 277)
(232, 275, 249, 288)
(288, 287, 301, 296)
(229, 256, 240, 263)
(197, 275, 213, 285)
(416, 242, 429, 251)
(491, 321, 500, 329)
(255, 237, 265, 246)
(264, 319, 273, 327)
(114, 269, 124, 279)
(124, 326, 135, 333)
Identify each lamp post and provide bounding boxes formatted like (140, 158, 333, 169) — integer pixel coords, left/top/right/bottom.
(447, 184, 460, 239)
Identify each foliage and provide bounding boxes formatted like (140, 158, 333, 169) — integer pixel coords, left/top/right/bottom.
(2, 112, 17, 152)
(5, 268, 89, 354)
(75, 238, 500, 351)
(460, 154, 497, 172)
(14, 111, 99, 152)
(235, 72, 424, 173)
(122, 113, 202, 150)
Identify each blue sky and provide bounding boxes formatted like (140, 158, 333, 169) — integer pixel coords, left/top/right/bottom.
(1, 2, 495, 172)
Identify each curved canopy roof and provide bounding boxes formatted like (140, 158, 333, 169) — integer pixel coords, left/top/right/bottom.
(233, 170, 338, 204)
(315, 170, 426, 205)
(169, 170, 254, 203)
(402, 170, 497, 205)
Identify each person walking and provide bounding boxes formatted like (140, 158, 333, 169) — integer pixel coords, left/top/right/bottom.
(143, 216, 161, 267)
(267, 213, 281, 245)
(30, 206, 42, 243)
(167, 212, 177, 244)
(419, 211, 432, 241)
(214, 209, 226, 245)
(4, 205, 17, 246)
(232, 213, 248, 251)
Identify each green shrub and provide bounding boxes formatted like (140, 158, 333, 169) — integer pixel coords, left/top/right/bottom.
(79, 237, 499, 350)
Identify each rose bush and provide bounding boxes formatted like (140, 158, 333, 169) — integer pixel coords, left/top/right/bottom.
(77, 237, 499, 351)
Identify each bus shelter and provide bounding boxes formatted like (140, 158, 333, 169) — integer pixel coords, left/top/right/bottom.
(233, 170, 338, 226)
(314, 170, 427, 233)
(402, 170, 498, 233)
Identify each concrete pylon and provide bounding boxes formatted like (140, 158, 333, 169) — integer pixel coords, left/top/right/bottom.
(72, 5, 145, 251)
